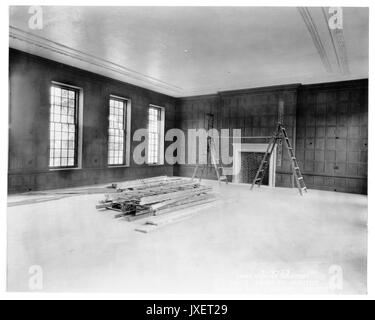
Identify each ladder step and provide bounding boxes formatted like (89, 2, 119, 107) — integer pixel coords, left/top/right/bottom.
(251, 124, 307, 196)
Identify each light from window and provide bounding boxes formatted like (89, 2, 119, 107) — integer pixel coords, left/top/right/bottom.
(49, 85, 78, 168)
(148, 106, 161, 164)
(108, 98, 126, 165)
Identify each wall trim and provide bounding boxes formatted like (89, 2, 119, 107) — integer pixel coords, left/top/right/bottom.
(9, 26, 183, 95)
(218, 84, 302, 97)
(299, 79, 368, 91)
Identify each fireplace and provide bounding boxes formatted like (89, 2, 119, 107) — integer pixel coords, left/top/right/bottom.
(232, 143, 276, 187)
(239, 152, 269, 184)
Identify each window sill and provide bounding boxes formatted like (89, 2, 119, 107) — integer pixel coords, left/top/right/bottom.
(108, 165, 130, 168)
(49, 167, 82, 172)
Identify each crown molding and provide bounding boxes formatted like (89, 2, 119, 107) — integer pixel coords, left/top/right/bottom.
(299, 78, 367, 91)
(219, 83, 302, 96)
(321, 8, 350, 75)
(298, 7, 333, 73)
(9, 26, 183, 96)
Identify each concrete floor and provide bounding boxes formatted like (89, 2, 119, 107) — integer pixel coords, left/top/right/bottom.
(7, 181, 368, 294)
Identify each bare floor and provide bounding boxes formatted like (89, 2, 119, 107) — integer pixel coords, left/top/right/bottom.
(7, 181, 368, 294)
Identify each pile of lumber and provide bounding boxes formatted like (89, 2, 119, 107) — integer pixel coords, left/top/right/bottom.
(96, 176, 216, 221)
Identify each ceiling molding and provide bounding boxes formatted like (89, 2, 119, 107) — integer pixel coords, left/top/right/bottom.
(218, 84, 302, 97)
(299, 78, 367, 91)
(321, 8, 350, 75)
(298, 7, 333, 73)
(9, 26, 183, 95)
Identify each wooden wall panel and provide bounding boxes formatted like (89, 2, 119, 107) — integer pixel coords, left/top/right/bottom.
(296, 80, 368, 194)
(175, 85, 300, 186)
(8, 49, 176, 193)
(175, 80, 368, 194)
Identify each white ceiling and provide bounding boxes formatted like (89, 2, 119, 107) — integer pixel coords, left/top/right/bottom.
(9, 6, 369, 97)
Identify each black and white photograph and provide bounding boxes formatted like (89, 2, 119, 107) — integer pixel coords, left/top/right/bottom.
(2, 0, 375, 302)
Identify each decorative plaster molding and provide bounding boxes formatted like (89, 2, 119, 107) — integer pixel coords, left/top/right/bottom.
(321, 8, 350, 75)
(9, 26, 183, 94)
(298, 7, 333, 73)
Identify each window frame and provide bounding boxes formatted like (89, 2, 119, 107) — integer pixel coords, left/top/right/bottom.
(48, 83, 80, 170)
(107, 95, 130, 168)
(148, 104, 165, 166)
(107, 95, 131, 168)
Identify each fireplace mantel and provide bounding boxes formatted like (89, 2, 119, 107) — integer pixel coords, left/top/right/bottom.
(232, 143, 277, 187)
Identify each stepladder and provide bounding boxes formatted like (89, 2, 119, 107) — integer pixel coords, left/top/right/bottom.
(192, 136, 228, 185)
(250, 123, 307, 196)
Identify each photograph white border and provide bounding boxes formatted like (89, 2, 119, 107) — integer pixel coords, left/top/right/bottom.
(0, 0, 373, 300)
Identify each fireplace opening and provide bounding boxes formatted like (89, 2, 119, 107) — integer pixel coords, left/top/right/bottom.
(232, 143, 276, 187)
(239, 152, 269, 185)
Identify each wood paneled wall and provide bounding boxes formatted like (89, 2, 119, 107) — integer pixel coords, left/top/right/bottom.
(175, 80, 368, 194)
(296, 80, 368, 194)
(9, 49, 368, 194)
(175, 85, 300, 187)
(8, 49, 176, 193)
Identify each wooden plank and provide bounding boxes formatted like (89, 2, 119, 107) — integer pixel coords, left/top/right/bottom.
(152, 194, 215, 213)
(115, 176, 184, 190)
(97, 176, 218, 225)
(123, 211, 153, 221)
(154, 195, 216, 216)
(140, 186, 212, 205)
(135, 199, 218, 233)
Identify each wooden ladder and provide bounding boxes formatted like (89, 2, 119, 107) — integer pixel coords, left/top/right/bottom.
(192, 136, 228, 184)
(250, 123, 307, 196)
(192, 113, 228, 184)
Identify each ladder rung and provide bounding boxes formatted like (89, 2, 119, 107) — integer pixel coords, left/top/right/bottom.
(253, 124, 306, 195)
